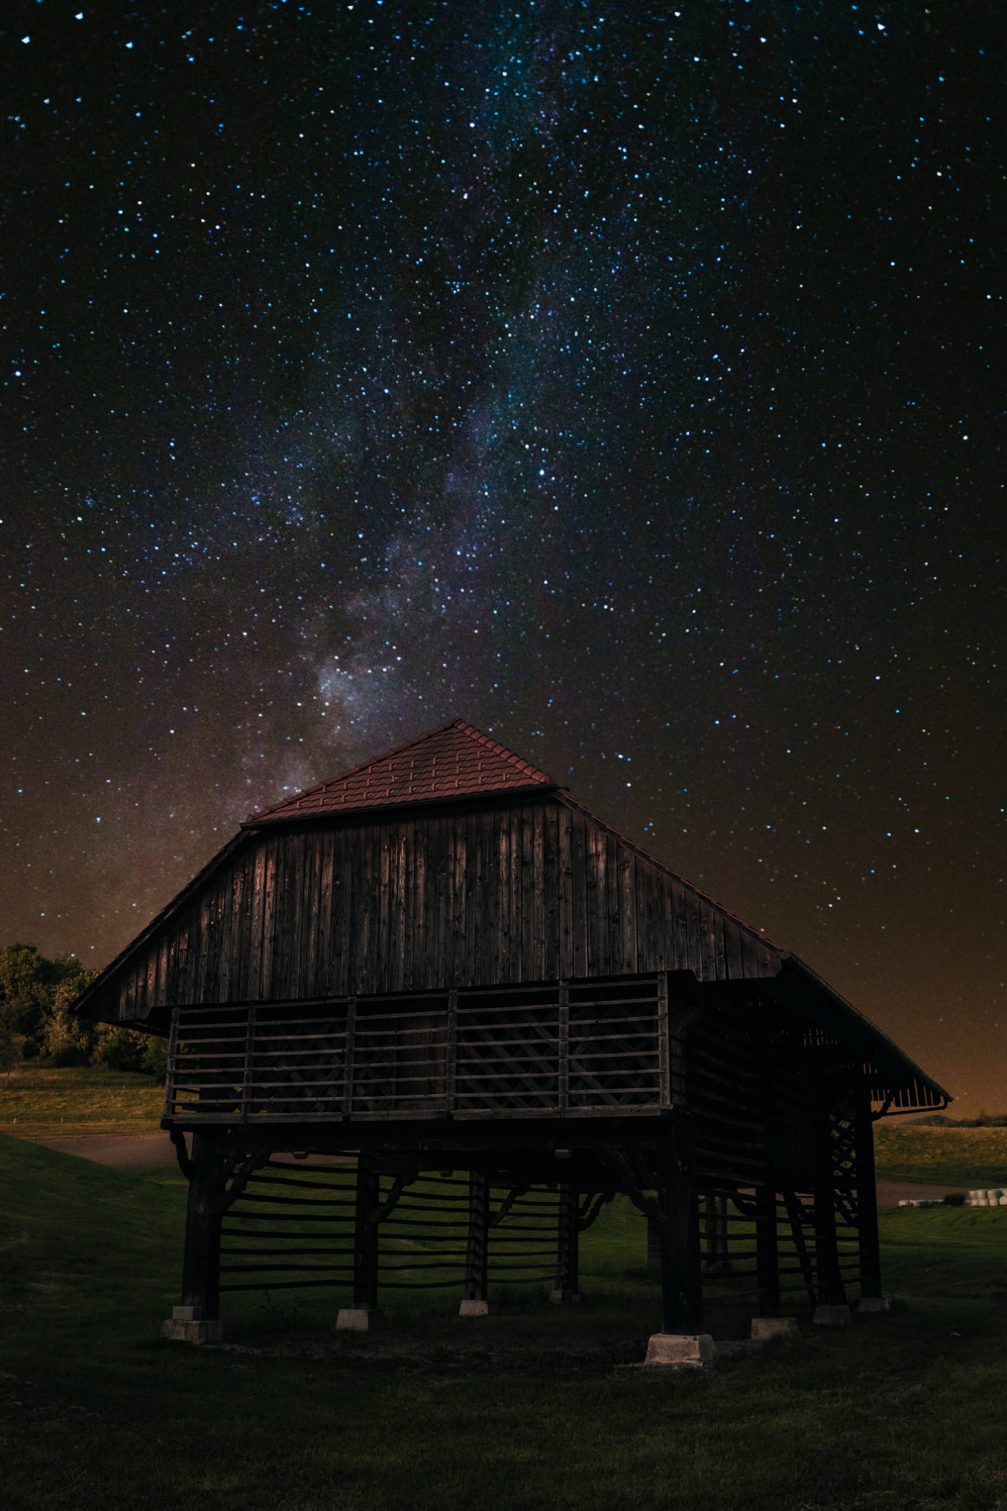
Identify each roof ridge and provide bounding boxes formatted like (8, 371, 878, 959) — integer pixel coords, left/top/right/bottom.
(248, 719, 552, 824)
(249, 718, 465, 821)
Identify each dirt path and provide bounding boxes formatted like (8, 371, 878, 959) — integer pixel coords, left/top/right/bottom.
(37, 1132, 176, 1168)
(31, 1136, 972, 1202)
(876, 1179, 969, 1206)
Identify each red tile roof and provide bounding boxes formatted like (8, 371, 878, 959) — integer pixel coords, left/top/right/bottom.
(247, 720, 554, 823)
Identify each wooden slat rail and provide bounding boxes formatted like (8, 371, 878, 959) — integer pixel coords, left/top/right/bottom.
(165, 974, 668, 1123)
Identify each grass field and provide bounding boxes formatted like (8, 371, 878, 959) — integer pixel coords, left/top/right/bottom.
(0, 1066, 164, 1138)
(3, 1134, 1007, 1510)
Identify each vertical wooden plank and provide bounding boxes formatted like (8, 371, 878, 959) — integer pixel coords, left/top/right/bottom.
(542, 800, 560, 981)
(557, 801, 573, 980)
(598, 834, 616, 973)
(685, 894, 702, 978)
(723, 919, 745, 981)
(175, 917, 191, 1005)
(618, 840, 636, 974)
(301, 829, 321, 997)
(281, 832, 298, 997)
(570, 809, 588, 980)
(362, 821, 379, 995)
(428, 815, 445, 990)
(496, 808, 511, 983)
(519, 805, 534, 982)
(332, 824, 352, 996)
(392, 824, 407, 993)
(450, 817, 467, 987)
(411, 818, 427, 990)
(670, 881, 688, 972)
(316, 829, 335, 996)
(532, 801, 547, 981)
(476, 807, 489, 986)
(247, 840, 266, 1000)
(377, 822, 392, 994)
(585, 819, 605, 978)
(259, 838, 278, 999)
(218, 862, 236, 1003)
(510, 806, 523, 981)
(713, 910, 728, 982)
(462, 811, 480, 987)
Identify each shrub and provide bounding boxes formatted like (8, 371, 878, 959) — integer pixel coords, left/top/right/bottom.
(42, 1005, 94, 1065)
(92, 1024, 151, 1072)
(141, 1035, 169, 1082)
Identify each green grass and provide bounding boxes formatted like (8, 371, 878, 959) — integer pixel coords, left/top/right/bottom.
(3, 1134, 1007, 1510)
(875, 1122, 1007, 1188)
(0, 1065, 163, 1138)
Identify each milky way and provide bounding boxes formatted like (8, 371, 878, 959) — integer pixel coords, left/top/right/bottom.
(1, 3, 1002, 1106)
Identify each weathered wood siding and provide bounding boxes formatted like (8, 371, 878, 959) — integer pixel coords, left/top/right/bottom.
(106, 794, 779, 1022)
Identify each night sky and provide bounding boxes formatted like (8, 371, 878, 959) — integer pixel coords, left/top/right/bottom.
(1, 3, 1002, 1108)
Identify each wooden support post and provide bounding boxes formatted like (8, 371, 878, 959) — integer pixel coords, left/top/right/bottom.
(352, 1156, 380, 1309)
(656, 1125, 704, 1334)
(646, 1213, 662, 1279)
(337, 1155, 384, 1330)
(460, 1171, 491, 1315)
(813, 1118, 847, 1311)
(855, 1099, 883, 1300)
(163, 1131, 226, 1343)
(755, 1181, 781, 1317)
(550, 1183, 580, 1303)
(703, 1194, 730, 1271)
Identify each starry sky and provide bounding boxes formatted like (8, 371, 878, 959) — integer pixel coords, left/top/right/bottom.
(1, 2, 1002, 1108)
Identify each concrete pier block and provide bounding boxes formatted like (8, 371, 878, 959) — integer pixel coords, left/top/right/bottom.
(751, 1316, 800, 1342)
(857, 1295, 893, 1313)
(643, 1332, 715, 1367)
(548, 1289, 581, 1305)
(161, 1307, 223, 1345)
(336, 1306, 386, 1332)
(458, 1299, 493, 1318)
(813, 1303, 853, 1327)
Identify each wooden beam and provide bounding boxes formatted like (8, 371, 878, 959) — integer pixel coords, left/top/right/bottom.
(179, 1131, 227, 1321)
(813, 1117, 846, 1307)
(855, 1095, 883, 1298)
(656, 1123, 703, 1333)
(463, 1171, 490, 1303)
(352, 1155, 381, 1309)
(551, 1183, 579, 1302)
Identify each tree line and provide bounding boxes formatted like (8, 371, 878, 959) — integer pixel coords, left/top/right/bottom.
(0, 943, 165, 1078)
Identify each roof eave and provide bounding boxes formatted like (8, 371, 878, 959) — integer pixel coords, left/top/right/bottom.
(778, 954, 952, 1110)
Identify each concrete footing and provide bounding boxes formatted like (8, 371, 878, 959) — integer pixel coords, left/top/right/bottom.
(858, 1295, 894, 1313)
(161, 1307, 222, 1345)
(336, 1306, 386, 1332)
(813, 1303, 853, 1327)
(750, 1316, 800, 1342)
(643, 1332, 715, 1368)
(458, 1298, 493, 1318)
(548, 1289, 581, 1305)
